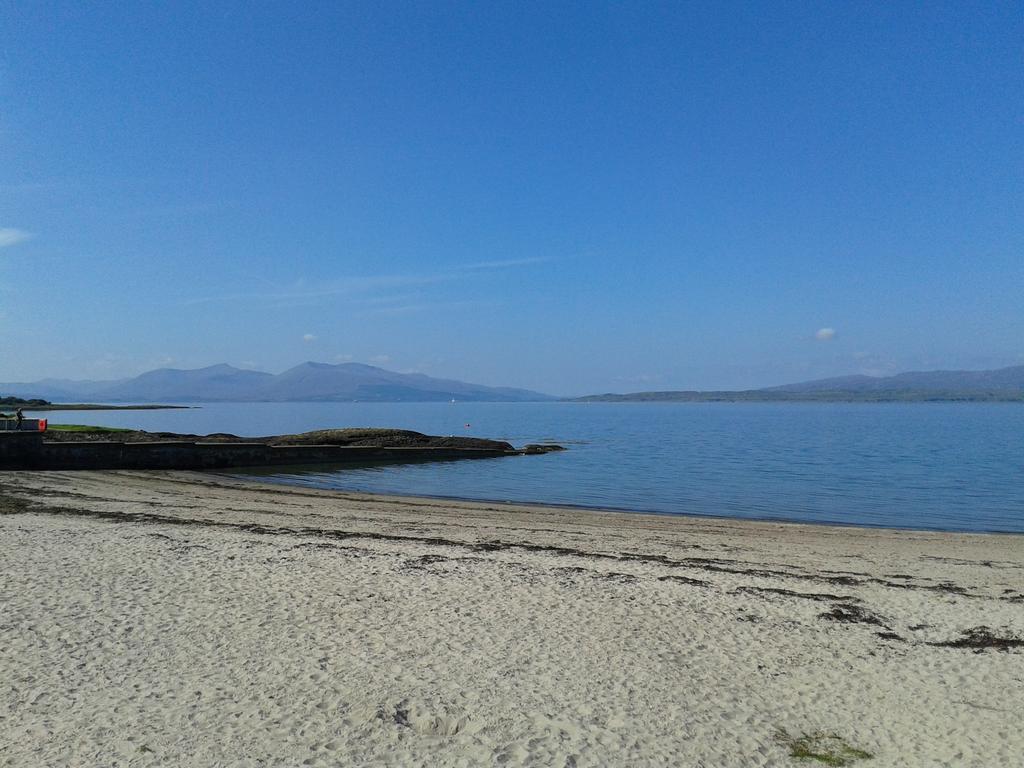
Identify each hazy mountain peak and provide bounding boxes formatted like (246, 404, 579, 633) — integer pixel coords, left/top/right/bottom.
(573, 364, 1024, 402)
(1, 362, 554, 403)
(768, 365, 1024, 393)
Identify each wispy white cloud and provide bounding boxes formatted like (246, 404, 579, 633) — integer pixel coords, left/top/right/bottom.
(184, 273, 444, 306)
(352, 293, 420, 307)
(461, 257, 547, 270)
(613, 373, 664, 385)
(363, 299, 496, 317)
(302, 333, 316, 343)
(0, 228, 32, 248)
(184, 257, 547, 308)
(815, 327, 837, 341)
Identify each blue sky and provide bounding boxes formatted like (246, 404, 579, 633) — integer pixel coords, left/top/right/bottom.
(1, 2, 1021, 395)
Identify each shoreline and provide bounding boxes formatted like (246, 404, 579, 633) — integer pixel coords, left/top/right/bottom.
(2, 470, 1022, 766)
(26, 404, 192, 411)
(236, 471, 1024, 536)
(12, 464, 1020, 539)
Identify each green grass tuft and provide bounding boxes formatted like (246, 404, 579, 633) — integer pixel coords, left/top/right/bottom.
(776, 729, 873, 766)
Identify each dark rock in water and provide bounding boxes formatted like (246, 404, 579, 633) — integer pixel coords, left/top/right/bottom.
(522, 444, 566, 455)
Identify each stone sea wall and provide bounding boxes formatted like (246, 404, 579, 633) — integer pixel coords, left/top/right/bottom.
(0, 434, 513, 471)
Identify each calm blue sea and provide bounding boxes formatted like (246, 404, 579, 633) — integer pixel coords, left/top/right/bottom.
(34, 402, 1024, 533)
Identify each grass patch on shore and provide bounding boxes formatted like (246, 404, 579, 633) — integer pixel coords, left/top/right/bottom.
(776, 729, 873, 766)
(48, 424, 133, 433)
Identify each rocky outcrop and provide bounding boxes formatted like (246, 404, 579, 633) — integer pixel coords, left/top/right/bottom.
(43, 427, 515, 452)
(521, 444, 567, 455)
(2, 428, 564, 471)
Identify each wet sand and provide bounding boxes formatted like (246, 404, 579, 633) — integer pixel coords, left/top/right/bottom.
(1, 470, 1022, 767)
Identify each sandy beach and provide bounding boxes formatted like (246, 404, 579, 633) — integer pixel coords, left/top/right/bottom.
(1, 470, 1022, 767)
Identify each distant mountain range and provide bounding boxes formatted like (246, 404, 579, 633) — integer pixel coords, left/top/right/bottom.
(7, 362, 1024, 405)
(573, 365, 1024, 402)
(0, 363, 555, 403)
(764, 366, 1024, 394)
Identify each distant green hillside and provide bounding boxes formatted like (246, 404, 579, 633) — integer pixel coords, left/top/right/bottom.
(572, 364, 1024, 402)
(0, 396, 51, 407)
(571, 389, 1024, 403)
